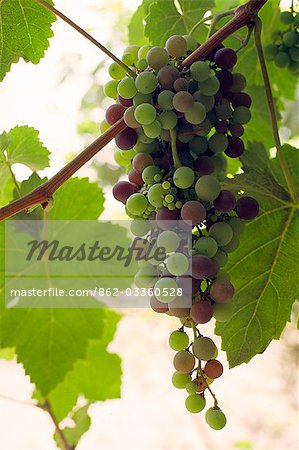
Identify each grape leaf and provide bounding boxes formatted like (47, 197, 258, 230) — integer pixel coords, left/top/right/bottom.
(128, 0, 156, 45)
(93, 162, 124, 187)
(55, 405, 91, 449)
(215, 143, 299, 367)
(145, 0, 214, 46)
(0, 0, 56, 81)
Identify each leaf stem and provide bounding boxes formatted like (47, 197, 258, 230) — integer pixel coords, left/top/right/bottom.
(189, 15, 214, 37)
(43, 400, 74, 450)
(254, 17, 298, 203)
(169, 128, 181, 169)
(236, 24, 254, 53)
(6, 162, 22, 197)
(35, 0, 136, 78)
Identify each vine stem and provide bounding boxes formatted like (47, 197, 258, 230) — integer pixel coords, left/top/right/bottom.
(169, 128, 181, 169)
(254, 17, 298, 203)
(35, 0, 136, 78)
(189, 15, 214, 36)
(0, 0, 270, 221)
(43, 400, 74, 450)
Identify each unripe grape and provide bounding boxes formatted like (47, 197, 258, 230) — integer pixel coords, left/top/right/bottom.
(169, 330, 189, 351)
(172, 371, 191, 389)
(205, 407, 227, 430)
(146, 46, 169, 70)
(173, 350, 195, 373)
(210, 280, 235, 304)
(193, 336, 217, 361)
(166, 35, 188, 57)
(185, 394, 206, 413)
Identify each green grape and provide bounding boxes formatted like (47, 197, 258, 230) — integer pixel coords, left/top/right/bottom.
(195, 175, 221, 201)
(185, 102, 206, 125)
(193, 336, 216, 361)
(133, 93, 153, 106)
(130, 220, 150, 237)
(232, 106, 251, 125)
(146, 46, 169, 70)
(135, 71, 158, 94)
(185, 394, 206, 413)
(119, 148, 135, 161)
(186, 381, 198, 394)
(178, 125, 195, 143)
(166, 253, 189, 276)
(138, 128, 155, 144)
(172, 371, 191, 389)
(283, 31, 299, 47)
(162, 181, 171, 190)
(221, 233, 239, 253)
(142, 165, 162, 184)
(108, 62, 127, 80)
(209, 222, 233, 246)
(157, 230, 180, 253)
(135, 265, 158, 288)
(264, 44, 278, 61)
(126, 193, 148, 215)
(209, 133, 228, 153)
(143, 120, 162, 138)
(229, 217, 245, 236)
(100, 120, 110, 133)
(154, 277, 178, 303)
(134, 104, 157, 125)
(280, 11, 294, 25)
(289, 47, 299, 62)
(158, 111, 178, 130)
(173, 350, 196, 373)
(166, 35, 188, 57)
(211, 154, 227, 173)
(104, 80, 119, 99)
(148, 183, 165, 207)
(271, 29, 282, 41)
(199, 76, 220, 95)
(213, 249, 228, 268)
(134, 141, 156, 154)
(183, 34, 198, 52)
(205, 407, 227, 430)
(114, 148, 130, 167)
(195, 237, 218, 257)
(193, 91, 215, 112)
(274, 52, 290, 68)
(289, 60, 299, 74)
(173, 166, 195, 189)
(190, 61, 210, 82)
(213, 302, 234, 322)
(138, 45, 152, 60)
(136, 59, 148, 71)
(169, 330, 189, 351)
(122, 45, 139, 65)
(158, 90, 175, 111)
(118, 78, 138, 99)
(189, 136, 209, 155)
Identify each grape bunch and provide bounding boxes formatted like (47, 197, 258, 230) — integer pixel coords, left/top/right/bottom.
(106, 34, 260, 428)
(264, 10, 299, 74)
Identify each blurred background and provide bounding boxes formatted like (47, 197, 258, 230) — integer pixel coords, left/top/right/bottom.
(0, 0, 297, 449)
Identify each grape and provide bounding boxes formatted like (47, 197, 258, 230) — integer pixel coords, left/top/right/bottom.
(165, 35, 188, 57)
(122, 45, 139, 65)
(138, 128, 155, 144)
(215, 121, 228, 134)
(130, 219, 151, 237)
(274, 52, 290, 68)
(172, 371, 191, 389)
(155, 277, 178, 303)
(158, 65, 180, 89)
(148, 183, 165, 208)
(169, 330, 189, 351)
(213, 302, 234, 322)
(195, 237, 218, 257)
(123, 106, 138, 129)
(209, 222, 233, 246)
(264, 44, 278, 61)
(230, 73, 247, 93)
(212, 249, 228, 268)
(193, 92, 215, 112)
(143, 120, 162, 139)
(213, 190, 236, 213)
(216, 69, 234, 91)
(193, 336, 216, 360)
(150, 295, 169, 313)
(135, 265, 158, 287)
(180, 201, 206, 227)
(229, 123, 244, 137)
(156, 207, 181, 230)
(173, 350, 195, 373)
(146, 46, 169, 70)
(195, 175, 221, 202)
(185, 102, 206, 124)
(108, 62, 126, 80)
(157, 230, 180, 253)
(215, 101, 233, 120)
(142, 165, 162, 184)
(236, 196, 259, 220)
(133, 93, 153, 106)
(191, 299, 213, 324)
(183, 34, 198, 52)
(232, 106, 251, 125)
(185, 394, 206, 413)
(173, 91, 194, 113)
(126, 193, 149, 216)
(114, 148, 130, 167)
(215, 48, 237, 69)
(199, 76, 220, 96)
(173, 167, 195, 189)
(280, 11, 294, 25)
(105, 104, 125, 125)
(189, 136, 208, 155)
(177, 126, 194, 143)
(157, 90, 175, 111)
(135, 71, 158, 94)
(191, 61, 210, 82)
(290, 47, 299, 62)
(186, 381, 199, 394)
(113, 181, 136, 204)
(288, 60, 299, 74)
(115, 128, 137, 150)
(222, 234, 239, 253)
(192, 255, 217, 279)
(159, 111, 178, 130)
(283, 31, 299, 47)
(104, 80, 119, 99)
(167, 253, 189, 276)
(118, 95, 134, 108)
(117, 78, 137, 99)
(134, 140, 157, 154)
(210, 280, 234, 303)
(134, 104, 157, 125)
(174, 78, 189, 92)
(138, 45, 152, 60)
(232, 92, 252, 108)
(119, 148, 135, 161)
(229, 217, 245, 235)
(209, 133, 228, 153)
(205, 407, 227, 430)
(194, 156, 215, 175)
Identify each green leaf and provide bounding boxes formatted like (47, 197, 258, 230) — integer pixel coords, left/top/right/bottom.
(145, 0, 214, 45)
(128, 0, 156, 45)
(93, 162, 125, 187)
(216, 143, 299, 367)
(55, 405, 91, 449)
(0, 0, 56, 81)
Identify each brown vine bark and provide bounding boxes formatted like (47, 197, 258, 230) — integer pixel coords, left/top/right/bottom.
(0, 0, 268, 221)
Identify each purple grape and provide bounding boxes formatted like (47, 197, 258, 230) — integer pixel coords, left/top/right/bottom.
(181, 201, 206, 226)
(192, 255, 218, 279)
(105, 104, 125, 125)
(216, 70, 234, 92)
(133, 153, 154, 173)
(206, 44, 224, 61)
(113, 181, 136, 204)
(215, 48, 238, 70)
(225, 136, 245, 158)
(158, 65, 180, 89)
(229, 123, 244, 137)
(236, 196, 259, 220)
(118, 95, 134, 107)
(191, 298, 213, 324)
(156, 207, 181, 230)
(213, 190, 237, 213)
(194, 156, 215, 175)
(128, 169, 143, 186)
(215, 121, 229, 134)
(232, 92, 252, 108)
(115, 128, 137, 150)
(230, 73, 247, 93)
(174, 78, 189, 92)
(150, 295, 169, 313)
